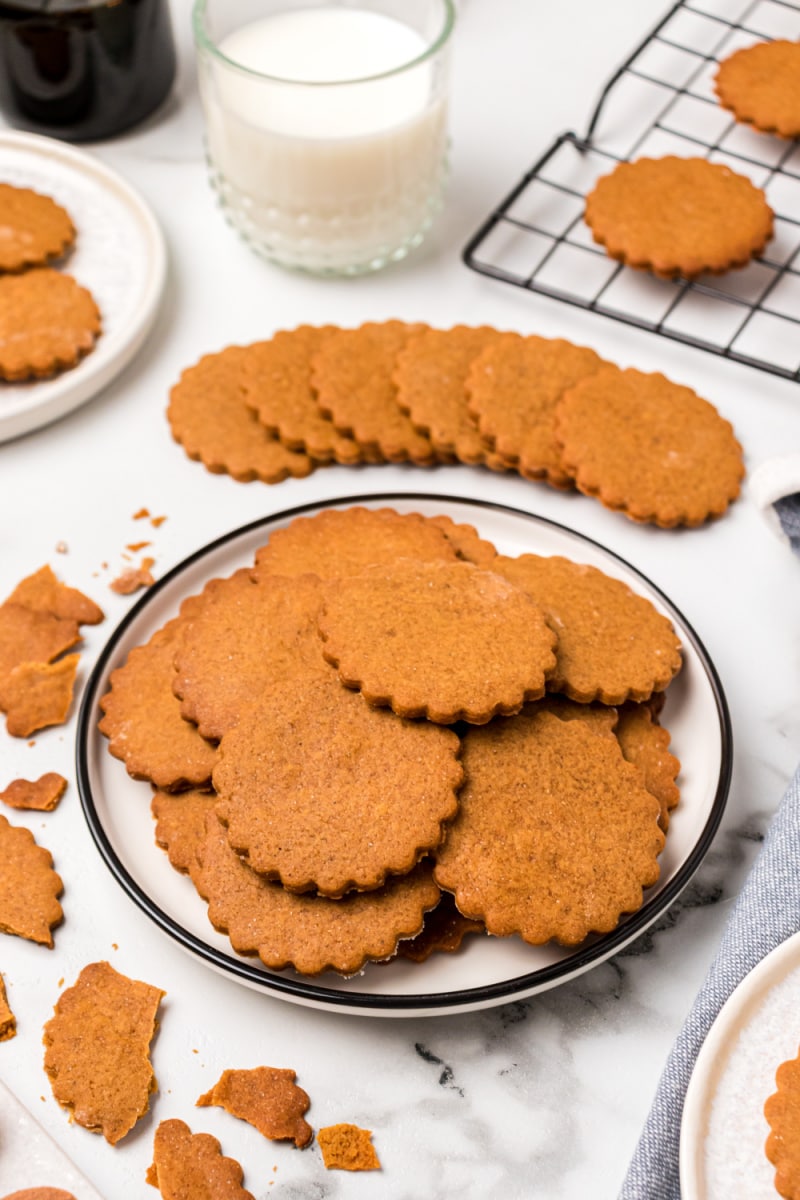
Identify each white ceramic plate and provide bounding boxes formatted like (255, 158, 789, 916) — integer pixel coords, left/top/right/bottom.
(77, 493, 732, 1018)
(0, 130, 166, 442)
(681, 930, 800, 1200)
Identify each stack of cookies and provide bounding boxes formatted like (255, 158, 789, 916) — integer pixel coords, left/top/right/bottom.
(99, 505, 683, 977)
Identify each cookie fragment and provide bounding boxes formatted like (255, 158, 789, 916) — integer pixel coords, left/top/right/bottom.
(0, 772, 67, 812)
(0, 653, 80, 737)
(584, 156, 774, 278)
(2, 1190, 77, 1200)
(147, 1119, 254, 1199)
(398, 891, 484, 963)
(0, 604, 80, 682)
(6, 566, 103, 625)
(715, 40, 800, 139)
(0, 269, 101, 380)
(0, 815, 63, 947)
(0, 971, 16, 1040)
(110, 560, 155, 595)
(197, 1066, 312, 1148)
(317, 1123, 381, 1171)
(43, 961, 164, 1145)
(0, 183, 75, 272)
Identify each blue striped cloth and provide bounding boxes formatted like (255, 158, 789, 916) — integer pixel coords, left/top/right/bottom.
(619, 494, 800, 1199)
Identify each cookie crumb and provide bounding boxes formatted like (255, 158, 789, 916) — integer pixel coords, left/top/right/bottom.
(317, 1123, 381, 1171)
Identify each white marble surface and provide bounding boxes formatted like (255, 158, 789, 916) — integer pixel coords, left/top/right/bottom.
(1, 0, 799, 1196)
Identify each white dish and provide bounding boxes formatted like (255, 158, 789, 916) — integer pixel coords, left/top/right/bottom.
(77, 493, 731, 1018)
(0, 130, 166, 443)
(681, 930, 800, 1200)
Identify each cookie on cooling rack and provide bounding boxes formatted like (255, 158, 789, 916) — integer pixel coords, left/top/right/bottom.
(715, 40, 800, 139)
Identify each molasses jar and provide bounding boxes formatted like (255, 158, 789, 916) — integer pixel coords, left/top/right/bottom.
(0, 0, 176, 141)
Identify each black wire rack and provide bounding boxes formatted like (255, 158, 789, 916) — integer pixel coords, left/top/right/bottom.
(463, 0, 800, 382)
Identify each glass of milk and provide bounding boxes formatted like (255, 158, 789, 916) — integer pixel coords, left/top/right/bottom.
(193, 0, 455, 275)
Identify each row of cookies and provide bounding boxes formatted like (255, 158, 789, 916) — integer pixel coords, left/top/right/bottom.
(167, 321, 744, 529)
(99, 505, 682, 976)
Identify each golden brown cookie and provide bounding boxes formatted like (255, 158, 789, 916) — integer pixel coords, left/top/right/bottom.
(318, 559, 557, 724)
(196, 813, 441, 975)
(151, 788, 217, 883)
(529, 694, 619, 737)
(494, 553, 682, 704)
(2, 1191, 77, 1200)
(311, 321, 438, 464)
(0, 816, 62, 947)
(239, 326, 373, 464)
(0, 971, 16, 1040)
(43, 961, 164, 1145)
(173, 570, 327, 742)
(6, 565, 103, 625)
(766, 1046, 800, 1199)
(0, 269, 100, 381)
(393, 325, 508, 468)
(615, 702, 680, 832)
(398, 891, 484, 963)
(317, 1124, 381, 1171)
(109, 559, 155, 596)
(0, 653, 80, 738)
(253, 506, 458, 579)
(0, 604, 80, 683)
(465, 333, 605, 488)
(213, 672, 462, 895)
(425, 513, 499, 568)
(715, 40, 800, 139)
(0, 183, 75, 273)
(555, 365, 745, 527)
(434, 711, 664, 945)
(167, 346, 315, 484)
(99, 612, 218, 791)
(146, 1119, 254, 1200)
(584, 156, 774, 278)
(0, 772, 67, 812)
(197, 1067, 312, 1148)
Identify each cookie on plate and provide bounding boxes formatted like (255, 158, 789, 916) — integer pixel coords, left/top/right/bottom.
(0, 269, 100, 381)
(0, 183, 75, 273)
(765, 1045, 800, 1200)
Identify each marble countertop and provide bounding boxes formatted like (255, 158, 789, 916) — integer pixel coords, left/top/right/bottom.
(1, 0, 799, 1196)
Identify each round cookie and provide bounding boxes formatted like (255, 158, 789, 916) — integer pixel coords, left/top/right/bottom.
(554, 364, 745, 527)
(151, 788, 217, 884)
(465, 332, 605, 488)
(317, 559, 557, 724)
(615, 702, 680, 832)
(0, 183, 75, 272)
(212, 672, 463, 895)
(433, 710, 665, 946)
(0, 268, 100, 381)
(584, 156, 774, 278)
(715, 40, 800, 139)
(493, 552, 682, 704)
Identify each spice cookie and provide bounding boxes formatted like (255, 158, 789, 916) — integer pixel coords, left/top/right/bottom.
(494, 553, 682, 704)
(197, 1067, 313, 1148)
(0, 603, 80, 683)
(43, 961, 164, 1145)
(0, 269, 100, 381)
(6, 565, 103, 625)
(393, 325, 508, 468)
(584, 156, 774, 278)
(398, 891, 484, 963)
(425, 513, 499, 567)
(715, 40, 800, 139)
(151, 788, 217, 883)
(0, 183, 75, 273)
(0, 772, 67, 812)
(0, 816, 62, 947)
(254, 505, 459, 579)
(615, 702, 680, 832)
(317, 1124, 381, 1171)
(196, 813, 442, 974)
(0, 653, 80, 738)
(173, 570, 327, 741)
(318, 559, 557, 724)
(434, 711, 664, 946)
(167, 346, 315, 484)
(0, 971, 16, 1040)
(465, 333, 605, 488)
(555, 365, 745, 526)
(766, 1046, 800, 1199)
(311, 321, 439, 464)
(212, 673, 462, 895)
(147, 1120, 254, 1200)
(239, 326, 374, 464)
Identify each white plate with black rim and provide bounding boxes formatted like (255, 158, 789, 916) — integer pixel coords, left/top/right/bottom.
(76, 493, 732, 1018)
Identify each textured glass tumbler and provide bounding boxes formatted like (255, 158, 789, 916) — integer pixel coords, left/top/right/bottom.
(193, 0, 454, 275)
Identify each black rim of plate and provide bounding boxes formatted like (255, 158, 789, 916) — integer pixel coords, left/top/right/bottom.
(76, 491, 733, 1013)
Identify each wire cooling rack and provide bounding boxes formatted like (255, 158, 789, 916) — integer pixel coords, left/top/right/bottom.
(463, 0, 800, 381)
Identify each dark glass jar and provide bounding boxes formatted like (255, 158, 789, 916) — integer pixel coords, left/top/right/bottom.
(0, 0, 176, 141)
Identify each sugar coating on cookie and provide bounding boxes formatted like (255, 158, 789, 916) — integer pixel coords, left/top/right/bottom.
(196, 812, 442, 974)
(434, 711, 664, 946)
(0, 269, 100, 381)
(555, 365, 745, 527)
(197, 1066, 313, 1148)
(253, 506, 459, 579)
(43, 961, 164, 1145)
(213, 672, 462, 895)
(494, 553, 682, 704)
(715, 40, 800, 139)
(318, 559, 557, 724)
(311, 320, 438, 464)
(765, 1047, 800, 1200)
(0, 816, 63, 947)
(615, 701, 680, 832)
(0, 183, 75, 272)
(584, 156, 774, 278)
(167, 345, 315, 484)
(466, 332, 605, 488)
(147, 1119, 255, 1200)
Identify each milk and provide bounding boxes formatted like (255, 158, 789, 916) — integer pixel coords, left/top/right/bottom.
(196, 5, 452, 273)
